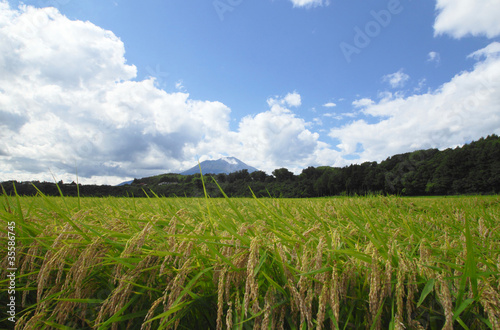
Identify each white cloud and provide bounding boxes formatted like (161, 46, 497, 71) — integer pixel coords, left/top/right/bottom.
(330, 42, 500, 163)
(0, 3, 341, 183)
(0, 3, 231, 184)
(313, 117, 323, 125)
(289, 0, 330, 8)
(414, 78, 427, 93)
(234, 103, 320, 171)
(323, 112, 357, 121)
(267, 91, 302, 108)
(284, 91, 302, 107)
(434, 0, 500, 38)
(427, 51, 441, 64)
(468, 42, 500, 60)
(2, 2, 499, 185)
(382, 69, 410, 89)
(352, 98, 375, 108)
(191, 98, 342, 174)
(323, 102, 337, 108)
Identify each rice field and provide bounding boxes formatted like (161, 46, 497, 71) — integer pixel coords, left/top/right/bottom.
(1, 190, 499, 329)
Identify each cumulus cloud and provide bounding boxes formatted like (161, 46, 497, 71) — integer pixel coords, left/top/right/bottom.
(330, 42, 500, 163)
(234, 97, 322, 172)
(2, 2, 500, 185)
(289, 0, 330, 8)
(284, 92, 302, 107)
(0, 3, 231, 183)
(267, 91, 302, 108)
(323, 102, 337, 108)
(0, 3, 338, 183)
(382, 69, 410, 89)
(434, 0, 500, 38)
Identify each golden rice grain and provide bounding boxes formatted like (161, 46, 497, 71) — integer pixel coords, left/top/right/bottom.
(261, 287, 275, 330)
(437, 274, 453, 330)
(316, 278, 329, 330)
(216, 269, 225, 330)
(141, 296, 163, 330)
(243, 237, 260, 317)
(226, 301, 233, 330)
(479, 280, 500, 330)
(395, 267, 405, 329)
(330, 262, 340, 322)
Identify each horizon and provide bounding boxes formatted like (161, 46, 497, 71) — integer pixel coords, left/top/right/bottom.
(1, 0, 500, 185)
(4, 134, 497, 187)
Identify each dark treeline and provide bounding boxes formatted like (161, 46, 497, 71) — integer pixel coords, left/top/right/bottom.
(2, 134, 500, 198)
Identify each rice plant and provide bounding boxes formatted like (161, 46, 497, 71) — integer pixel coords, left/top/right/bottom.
(0, 188, 499, 329)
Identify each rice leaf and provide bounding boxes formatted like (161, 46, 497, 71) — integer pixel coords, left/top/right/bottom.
(417, 279, 435, 308)
(453, 298, 474, 321)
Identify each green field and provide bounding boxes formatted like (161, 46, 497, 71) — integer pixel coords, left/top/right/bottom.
(1, 193, 499, 329)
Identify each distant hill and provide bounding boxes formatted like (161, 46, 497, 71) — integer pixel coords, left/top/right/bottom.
(180, 157, 259, 175)
(3, 134, 499, 197)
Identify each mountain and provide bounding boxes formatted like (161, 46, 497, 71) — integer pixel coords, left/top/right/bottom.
(181, 157, 259, 175)
(3, 135, 499, 198)
(116, 180, 133, 186)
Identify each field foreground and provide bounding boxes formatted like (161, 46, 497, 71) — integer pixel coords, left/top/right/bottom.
(1, 194, 500, 329)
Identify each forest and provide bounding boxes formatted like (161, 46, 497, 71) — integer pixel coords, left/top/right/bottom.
(2, 134, 500, 198)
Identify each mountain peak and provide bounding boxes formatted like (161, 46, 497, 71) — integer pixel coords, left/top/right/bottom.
(180, 157, 259, 175)
(221, 156, 239, 165)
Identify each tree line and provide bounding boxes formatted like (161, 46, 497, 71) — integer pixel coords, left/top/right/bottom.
(2, 134, 500, 198)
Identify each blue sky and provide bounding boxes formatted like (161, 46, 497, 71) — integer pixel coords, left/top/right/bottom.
(1, 0, 500, 184)
(44, 0, 486, 123)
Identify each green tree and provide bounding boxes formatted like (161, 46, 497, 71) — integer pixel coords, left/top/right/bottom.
(272, 168, 295, 182)
(250, 170, 268, 182)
